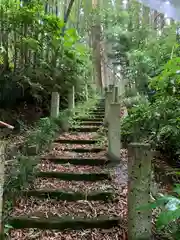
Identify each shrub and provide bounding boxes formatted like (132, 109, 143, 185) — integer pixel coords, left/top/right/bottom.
(122, 57, 180, 167)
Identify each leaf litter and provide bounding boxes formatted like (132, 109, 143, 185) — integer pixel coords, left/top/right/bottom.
(57, 132, 98, 140)
(10, 227, 127, 240)
(36, 160, 107, 173)
(9, 130, 128, 239)
(30, 178, 114, 192)
(46, 148, 107, 159)
(11, 197, 126, 219)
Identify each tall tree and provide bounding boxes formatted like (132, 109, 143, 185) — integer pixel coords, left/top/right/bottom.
(91, 0, 103, 89)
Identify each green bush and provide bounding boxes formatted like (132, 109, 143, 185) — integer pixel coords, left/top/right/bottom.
(122, 57, 180, 167)
(0, 0, 94, 108)
(25, 117, 59, 152)
(140, 183, 180, 239)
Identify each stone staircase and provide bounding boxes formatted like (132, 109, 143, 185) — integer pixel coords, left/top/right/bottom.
(8, 99, 125, 239)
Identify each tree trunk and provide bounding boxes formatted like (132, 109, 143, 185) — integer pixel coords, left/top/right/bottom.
(91, 0, 103, 89)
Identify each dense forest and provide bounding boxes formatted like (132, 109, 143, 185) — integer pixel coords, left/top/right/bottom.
(0, 0, 179, 240)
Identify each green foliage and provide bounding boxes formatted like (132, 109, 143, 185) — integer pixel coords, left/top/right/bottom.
(150, 57, 180, 98)
(5, 155, 37, 193)
(26, 117, 59, 151)
(102, 2, 180, 167)
(101, 4, 177, 94)
(122, 56, 180, 165)
(0, 0, 93, 106)
(139, 184, 180, 239)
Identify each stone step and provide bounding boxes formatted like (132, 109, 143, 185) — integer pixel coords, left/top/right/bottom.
(9, 216, 120, 230)
(96, 107, 105, 110)
(22, 189, 114, 201)
(95, 107, 104, 109)
(54, 139, 98, 144)
(97, 101, 105, 104)
(88, 116, 104, 119)
(36, 172, 111, 181)
(43, 157, 109, 166)
(78, 118, 103, 122)
(97, 104, 105, 106)
(92, 110, 105, 112)
(92, 109, 105, 112)
(90, 114, 104, 117)
(88, 113, 104, 116)
(63, 148, 104, 153)
(80, 121, 103, 126)
(69, 127, 100, 132)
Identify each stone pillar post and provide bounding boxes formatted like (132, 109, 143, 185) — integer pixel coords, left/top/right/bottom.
(128, 143, 152, 240)
(107, 86, 121, 161)
(105, 90, 113, 124)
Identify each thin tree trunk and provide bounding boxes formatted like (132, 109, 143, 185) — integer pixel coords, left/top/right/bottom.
(91, 0, 103, 89)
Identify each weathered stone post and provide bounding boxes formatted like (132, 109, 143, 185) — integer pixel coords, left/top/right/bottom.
(105, 90, 112, 123)
(50, 92, 60, 118)
(68, 85, 75, 110)
(107, 86, 121, 161)
(128, 143, 152, 240)
(104, 83, 114, 123)
(0, 141, 6, 237)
